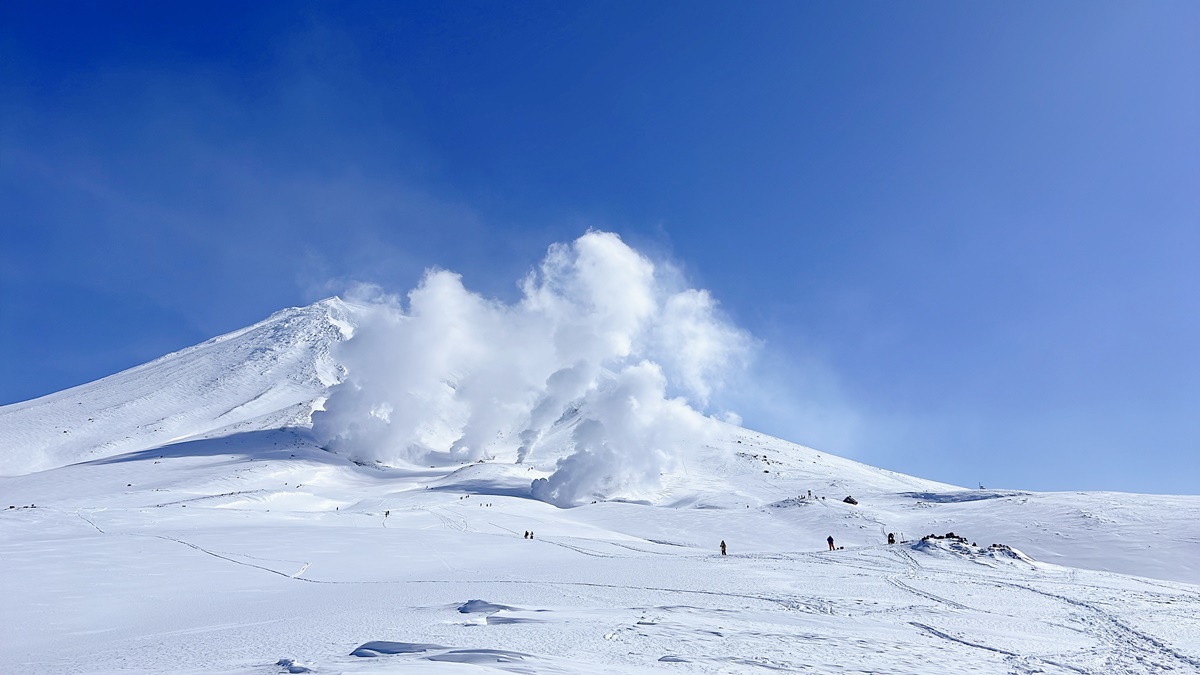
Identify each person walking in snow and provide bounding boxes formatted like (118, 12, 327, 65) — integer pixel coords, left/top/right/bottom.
(827, 535, 835, 551)
(720, 540, 727, 555)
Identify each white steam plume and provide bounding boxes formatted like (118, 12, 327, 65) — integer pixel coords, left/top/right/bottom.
(312, 231, 754, 506)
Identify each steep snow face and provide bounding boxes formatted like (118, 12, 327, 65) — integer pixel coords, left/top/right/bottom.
(0, 298, 362, 476)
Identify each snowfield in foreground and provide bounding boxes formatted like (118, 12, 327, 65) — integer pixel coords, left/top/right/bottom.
(1, 299, 1198, 674)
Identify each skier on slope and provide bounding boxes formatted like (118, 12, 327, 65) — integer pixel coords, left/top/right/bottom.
(827, 535, 835, 551)
(720, 540, 727, 555)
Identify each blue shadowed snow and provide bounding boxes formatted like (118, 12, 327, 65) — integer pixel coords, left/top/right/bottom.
(349, 641, 446, 657)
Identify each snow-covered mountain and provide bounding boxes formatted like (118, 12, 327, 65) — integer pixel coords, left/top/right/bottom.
(0, 298, 360, 476)
(1, 299, 1197, 674)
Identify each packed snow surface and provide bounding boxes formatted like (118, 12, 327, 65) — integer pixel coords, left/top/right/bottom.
(2, 299, 1198, 674)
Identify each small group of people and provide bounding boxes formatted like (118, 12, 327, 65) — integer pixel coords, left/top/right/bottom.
(822, 532, 899, 550)
(523, 530, 535, 539)
(715, 535, 859, 552)
(719, 536, 838, 554)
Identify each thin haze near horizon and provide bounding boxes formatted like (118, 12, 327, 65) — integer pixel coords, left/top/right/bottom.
(1, 2, 1197, 494)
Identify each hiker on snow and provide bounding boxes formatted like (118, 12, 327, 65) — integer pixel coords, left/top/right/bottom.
(720, 540, 727, 555)
(827, 535, 835, 551)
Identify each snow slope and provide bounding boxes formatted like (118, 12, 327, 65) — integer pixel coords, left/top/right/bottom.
(0, 298, 361, 476)
(1, 299, 1197, 674)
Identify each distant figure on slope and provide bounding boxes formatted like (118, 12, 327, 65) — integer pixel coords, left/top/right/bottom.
(887, 532, 896, 545)
(720, 540, 727, 555)
(827, 536, 835, 551)
(524, 531, 529, 539)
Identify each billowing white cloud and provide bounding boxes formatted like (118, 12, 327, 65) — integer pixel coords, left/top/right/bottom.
(312, 230, 752, 506)
(654, 288, 752, 406)
(529, 360, 716, 507)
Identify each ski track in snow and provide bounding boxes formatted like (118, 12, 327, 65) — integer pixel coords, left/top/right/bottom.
(989, 580, 1200, 672)
(76, 509, 315, 580)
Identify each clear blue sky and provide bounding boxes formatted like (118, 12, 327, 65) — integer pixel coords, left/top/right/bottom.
(2, 2, 1197, 493)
